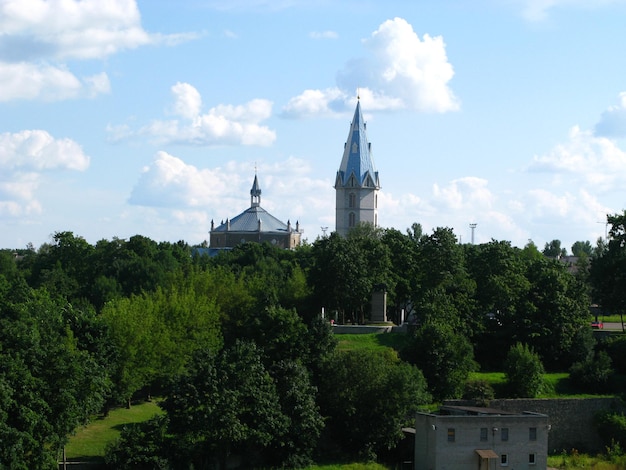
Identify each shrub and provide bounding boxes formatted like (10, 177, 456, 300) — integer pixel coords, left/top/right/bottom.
(569, 351, 613, 393)
(607, 335, 626, 374)
(503, 343, 544, 398)
(595, 412, 626, 449)
(462, 379, 495, 405)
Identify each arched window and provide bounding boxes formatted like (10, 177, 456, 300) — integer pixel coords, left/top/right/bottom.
(349, 212, 356, 227)
(349, 193, 356, 208)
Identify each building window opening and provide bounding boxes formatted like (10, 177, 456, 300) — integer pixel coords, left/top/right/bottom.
(480, 427, 488, 441)
(447, 428, 455, 442)
(529, 427, 537, 441)
(529, 453, 536, 465)
(349, 193, 356, 208)
(349, 212, 356, 228)
(500, 454, 508, 466)
(501, 428, 509, 441)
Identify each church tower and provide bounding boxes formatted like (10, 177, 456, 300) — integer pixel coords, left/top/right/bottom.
(334, 99, 380, 237)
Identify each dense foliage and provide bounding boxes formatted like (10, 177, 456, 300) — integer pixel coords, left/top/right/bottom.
(503, 343, 545, 398)
(0, 215, 621, 467)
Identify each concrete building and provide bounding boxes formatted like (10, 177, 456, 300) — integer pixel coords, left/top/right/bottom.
(208, 174, 302, 254)
(335, 99, 380, 237)
(415, 405, 549, 470)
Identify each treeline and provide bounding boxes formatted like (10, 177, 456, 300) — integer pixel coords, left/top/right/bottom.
(1, 214, 626, 468)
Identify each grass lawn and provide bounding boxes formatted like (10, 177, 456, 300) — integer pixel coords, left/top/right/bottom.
(335, 332, 411, 354)
(306, 464, 390, 470)
(64, 400, 164, 461)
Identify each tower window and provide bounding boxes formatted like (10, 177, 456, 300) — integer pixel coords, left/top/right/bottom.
(349, 193, 356, 208)
(349, 212, 356, 227)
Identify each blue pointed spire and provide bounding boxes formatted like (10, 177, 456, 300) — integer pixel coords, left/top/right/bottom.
(336, 100, 379, 188)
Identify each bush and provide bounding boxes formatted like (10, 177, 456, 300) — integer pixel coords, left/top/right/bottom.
(104, 415, 170, 469)
(503, 343, 544, 398)
(595, 412, 626, 449)
(569, 351, 613, 393)
(462, 379, 495, 405)
(607, 335, 626, 374)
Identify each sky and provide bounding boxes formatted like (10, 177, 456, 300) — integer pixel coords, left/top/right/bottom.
(2, 0, 626, 251)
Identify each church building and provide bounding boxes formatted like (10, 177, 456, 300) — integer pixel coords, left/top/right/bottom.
(208, 174, 302, 253)
(335, 100, 380, 237)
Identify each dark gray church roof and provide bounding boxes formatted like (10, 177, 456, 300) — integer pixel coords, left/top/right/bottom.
(213, 205, 291, 233)
(336, 100, 380, 188)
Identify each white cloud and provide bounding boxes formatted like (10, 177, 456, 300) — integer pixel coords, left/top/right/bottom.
(595, 92, 626, 137)
(129, 151, 233, 208)
(128, 153, 329, 242)
(114, 83, 276, 146)
(282, 88, 348, 118)
(0, 0, 196, 101)
(0, 130, 88, 218)
(0, 130, 90, 171)
(0, 62, 84, 101)
(432, 177, 494, 211)
(359, 17, 459, 113)
(528, 125, 626, 189)
(284, 17, 458, 117)
(171, 82, 202, 120)
(0, 0, 149, 61)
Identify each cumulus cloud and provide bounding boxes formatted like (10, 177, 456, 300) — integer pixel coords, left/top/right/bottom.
(128, 152, 331, 239)
(528, 125, 626, 189)
(283, 17, 458, 117)
(0, 130, 89, 217)
(595, 92, 626, 138)
(112, 82, 276, 146)
(129, 151, 233, 208)
(432, 177, 494, 211)
(0, 130, 90, 171)
(0, 0, 196, 101)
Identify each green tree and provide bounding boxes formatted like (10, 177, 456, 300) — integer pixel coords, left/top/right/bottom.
(381, 227, 420, 324)
(519, 257, 591, 369)
(310, 227, 391, 324)
(503, 343, 544, 398)
(161, 342, 288, 469)
(102, 284, 222, 406)
(104, 415, 170, 469)
(402, 321, 477, 400)
(543, 239, 567, 258)
(569, 351, 613, 393)
(0, 287, 107, 468)
(590, 211, 626, 330)
(318, 349, 430, 460)
(571, 240, 594, 257)
(414, 227, 476, 333)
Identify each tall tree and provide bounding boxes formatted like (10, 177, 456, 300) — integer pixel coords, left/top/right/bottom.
(401, 321, 477, 400)
(542, 239, 567, 258)
(162, 342, 288, 470)
(318, 349, 430, 460)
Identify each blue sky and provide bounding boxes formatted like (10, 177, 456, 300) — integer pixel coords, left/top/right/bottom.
(2, 0, 626, 251)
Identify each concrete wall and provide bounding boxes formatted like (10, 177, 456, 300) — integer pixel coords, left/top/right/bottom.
(446, 398, 625, 454)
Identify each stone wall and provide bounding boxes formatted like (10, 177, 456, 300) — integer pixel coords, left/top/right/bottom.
(446, 398, 625, 453)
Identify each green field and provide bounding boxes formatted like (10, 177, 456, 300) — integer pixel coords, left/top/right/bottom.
(64, 400, 164, 462)
(335, 332, 411, 353)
